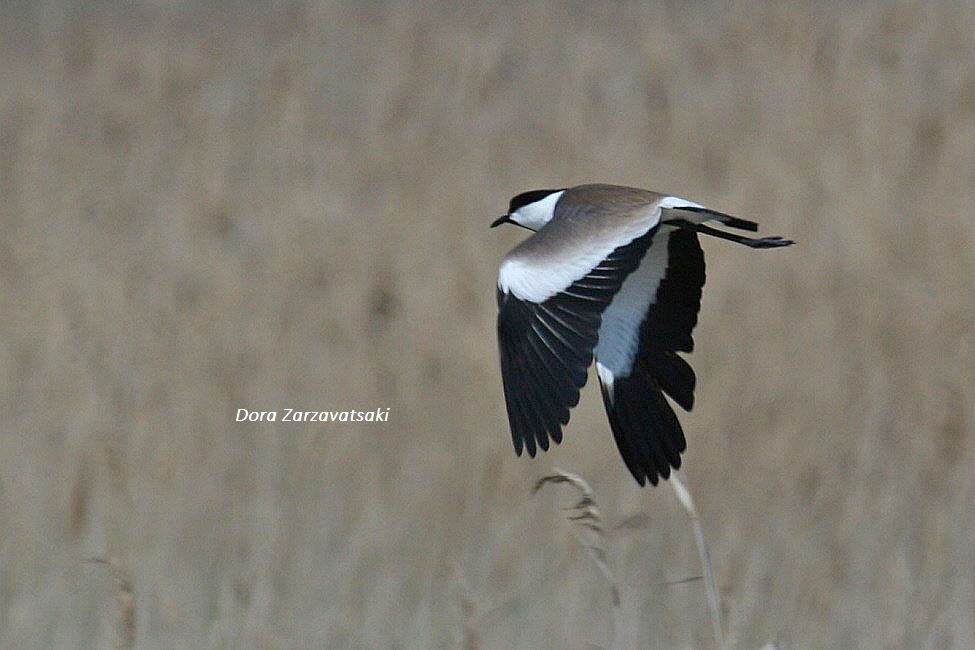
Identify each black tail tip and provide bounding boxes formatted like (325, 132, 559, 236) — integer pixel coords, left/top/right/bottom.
(678, 206, 759, 232)
(720, 214, 760, 232)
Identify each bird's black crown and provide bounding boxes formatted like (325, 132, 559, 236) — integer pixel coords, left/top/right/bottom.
(508, 189, 562, 214)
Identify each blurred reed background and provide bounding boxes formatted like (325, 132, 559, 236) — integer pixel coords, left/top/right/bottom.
(1, 1, 973, 647)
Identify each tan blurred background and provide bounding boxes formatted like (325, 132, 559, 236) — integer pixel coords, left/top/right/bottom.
(2, 1, 974, 647)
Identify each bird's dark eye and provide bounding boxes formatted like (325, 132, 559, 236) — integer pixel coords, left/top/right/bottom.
(509, 189, 561, 213)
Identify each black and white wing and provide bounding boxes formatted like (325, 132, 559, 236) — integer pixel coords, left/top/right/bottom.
(594, 227, 705, 485)
(496, 193, 664, 457)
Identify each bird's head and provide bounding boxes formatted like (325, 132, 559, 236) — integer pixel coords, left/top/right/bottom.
(491, 189, 565, 232)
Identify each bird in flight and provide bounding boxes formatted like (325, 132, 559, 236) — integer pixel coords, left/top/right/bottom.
(492, 184, 792, 486)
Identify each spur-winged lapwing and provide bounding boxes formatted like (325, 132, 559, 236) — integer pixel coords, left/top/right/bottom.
(492, 184, 792, 486)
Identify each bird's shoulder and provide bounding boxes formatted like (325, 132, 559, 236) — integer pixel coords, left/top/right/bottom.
(556, 184, 667, 218)
(502, 185, 666, 268)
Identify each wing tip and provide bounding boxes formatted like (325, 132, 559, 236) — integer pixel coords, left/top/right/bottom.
(599, 369, 687, 488)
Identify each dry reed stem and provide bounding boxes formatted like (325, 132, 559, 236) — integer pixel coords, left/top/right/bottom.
(533, 468, 621, 647)
(670, 476, 724, 648)
(84, 556, 135, 650)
